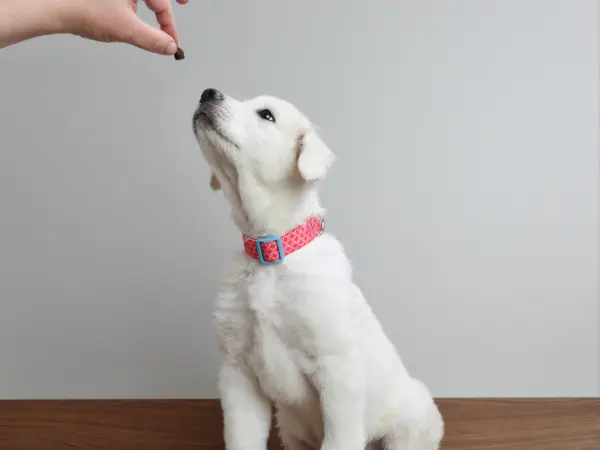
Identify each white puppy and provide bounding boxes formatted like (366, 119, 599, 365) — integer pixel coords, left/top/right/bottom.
(192, 89, 444, 450)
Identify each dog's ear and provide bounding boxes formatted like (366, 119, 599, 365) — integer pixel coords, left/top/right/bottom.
(209, 173, 222, 191)
(297, 129, 335, 181)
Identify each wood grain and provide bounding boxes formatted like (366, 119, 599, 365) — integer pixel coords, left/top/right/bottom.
(438, 399, 599, 450)
(0, 399, 598, 450)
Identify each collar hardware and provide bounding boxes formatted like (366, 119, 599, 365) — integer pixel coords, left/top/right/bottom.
(243, 216, 325, 264)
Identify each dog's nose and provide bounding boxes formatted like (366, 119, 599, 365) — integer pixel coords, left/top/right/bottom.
(200, 88, 223, 104)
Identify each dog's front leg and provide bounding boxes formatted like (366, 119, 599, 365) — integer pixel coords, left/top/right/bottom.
(219, 361, 271, 450)
(315, 349, 366, 450)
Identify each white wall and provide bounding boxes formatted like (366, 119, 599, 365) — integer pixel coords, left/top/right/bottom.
(0, 0, 598, 399)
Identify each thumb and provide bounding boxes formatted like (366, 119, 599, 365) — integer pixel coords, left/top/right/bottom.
(123, 15, 177, 55)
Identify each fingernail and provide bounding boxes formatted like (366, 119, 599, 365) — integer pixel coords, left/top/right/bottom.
(166, 41, 177, 55)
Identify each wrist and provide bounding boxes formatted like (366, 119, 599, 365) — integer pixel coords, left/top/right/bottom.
(0, 0, 72, 48)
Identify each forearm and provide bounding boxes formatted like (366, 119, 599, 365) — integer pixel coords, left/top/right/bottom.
(0, 0, 67, 49)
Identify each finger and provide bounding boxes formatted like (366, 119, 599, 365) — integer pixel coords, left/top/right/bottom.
(143, 0, 179, 43)
(159, 21, 179, 45)
(123, 15, 178, 55)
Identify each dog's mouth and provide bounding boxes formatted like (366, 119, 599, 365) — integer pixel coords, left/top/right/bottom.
(193, 106, 238, 148)
(192, 103, 218, 129)
(192, 107, 214, 129)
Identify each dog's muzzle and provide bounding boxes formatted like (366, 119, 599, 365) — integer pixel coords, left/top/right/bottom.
(194, 88, 225, 127)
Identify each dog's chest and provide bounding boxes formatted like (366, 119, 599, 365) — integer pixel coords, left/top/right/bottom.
(216, 270, 314, 406)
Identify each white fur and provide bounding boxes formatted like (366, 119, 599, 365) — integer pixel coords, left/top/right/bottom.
(192, 91, 444, 450)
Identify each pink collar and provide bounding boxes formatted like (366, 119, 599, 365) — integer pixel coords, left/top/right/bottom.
(242, 216, 325, 264)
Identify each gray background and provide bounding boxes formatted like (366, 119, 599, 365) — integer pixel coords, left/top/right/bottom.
(0, 0, 598, 399)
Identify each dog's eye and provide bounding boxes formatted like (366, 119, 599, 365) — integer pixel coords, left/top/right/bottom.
(257, 109, 275, 122)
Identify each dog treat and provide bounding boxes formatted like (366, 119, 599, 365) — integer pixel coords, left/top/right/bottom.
(174, 47, 185, 60)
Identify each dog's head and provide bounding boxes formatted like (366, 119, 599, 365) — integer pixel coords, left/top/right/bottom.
(192, 89, 335, 234)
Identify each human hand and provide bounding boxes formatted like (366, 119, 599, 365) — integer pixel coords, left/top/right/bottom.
(61, 0, 188, 55)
